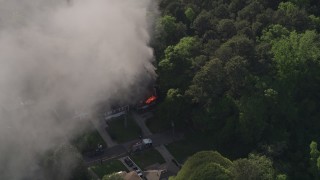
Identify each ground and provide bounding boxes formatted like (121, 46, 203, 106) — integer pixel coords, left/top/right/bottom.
(88, 159, 127, 178)
(130, 148, 165, 170)
(107, 115, 142, 143)
(72, 125, 107, 154)
(145, 116, 171, 134)
(85, 111, 182, 178)
(166, 133, 216, 163)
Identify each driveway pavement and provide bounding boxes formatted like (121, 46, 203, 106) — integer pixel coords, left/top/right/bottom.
(131, 112, 152, 136)
(91, 118, 117, 147)
(84, 130, 183, 166)
(131, 112, 181, 173)
(85, 111, 183, 175)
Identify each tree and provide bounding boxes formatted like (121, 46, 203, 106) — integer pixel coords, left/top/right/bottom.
(237, 1, 263, 23)
(217, 19, 237, 40)
(260, 24, 290, 43)
(156, 88, 190, 129)
(192, 10, 214, 36)
(232, 154, 275, 180)
(213, 4, 229, 19)
(309, 15, 320, 31)
(224, 56, 249, 97)
(163, 1, 187, 22)
(228, 0, 249, 18)
(185, 7, 196, 22)
(170, 151, 233, 180)
(275, 2, 311, 31)
(154, 15, 187, 54)
(237, 95, 268, 145)
(215, 35, 254, 62)
(155, 0, 320, 178)
(188, 163, 233, 180)
(235, 20, 253, 38)
(186, 58, 225, 105)
(172, 151, 278, 180)
(310, 141, 320, 178)
(158, 37, 201, 91)
(271, 30, 320, 79)
(289, 0, 311, 7)
(276, 174, 288, 180)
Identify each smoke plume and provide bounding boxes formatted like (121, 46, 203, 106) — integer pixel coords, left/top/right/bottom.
(0, 0, 156, 179)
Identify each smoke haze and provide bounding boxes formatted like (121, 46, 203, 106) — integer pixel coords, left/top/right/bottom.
(0, 0, 156, 179)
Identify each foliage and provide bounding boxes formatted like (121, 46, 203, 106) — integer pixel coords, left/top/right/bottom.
(185, 7, 196, 22)
(171, 151, 279, 180)
(154, 0, 320, 178)
(232, 154, 275, 180)
(276, 174, 288, 180)
(170, 151, 233, 180)
(153, 88, 190, 131)
(158, 36, 200, 91)
(271, 30, 320, 79)
(310, 141, 320, 178)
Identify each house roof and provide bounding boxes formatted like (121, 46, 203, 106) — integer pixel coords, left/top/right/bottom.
(124, 171, 141, 180)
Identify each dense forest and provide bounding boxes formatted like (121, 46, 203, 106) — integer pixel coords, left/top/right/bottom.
(152, 0, 320, 179)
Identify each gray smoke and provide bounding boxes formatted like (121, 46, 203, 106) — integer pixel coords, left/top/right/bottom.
(0, 0, 157, 179)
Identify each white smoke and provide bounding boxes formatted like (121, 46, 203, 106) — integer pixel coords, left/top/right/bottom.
(0, 0, 157, 179)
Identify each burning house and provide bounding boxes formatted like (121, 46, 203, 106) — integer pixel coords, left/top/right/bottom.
(135, 87, 158, 112)
(102, 86, 158, 121)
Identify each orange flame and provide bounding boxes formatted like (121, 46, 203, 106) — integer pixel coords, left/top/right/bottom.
(145, 95, 157, 104)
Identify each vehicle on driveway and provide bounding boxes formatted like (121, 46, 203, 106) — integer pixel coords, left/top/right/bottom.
(130, 138, 153, 153)
(135, 169, 143, 177)
(124, 157, 133, 167)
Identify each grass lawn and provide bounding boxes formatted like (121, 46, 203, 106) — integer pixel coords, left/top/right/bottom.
(166, 133, 216, 163)
(145, 116, 171, 133)
(107, 114, 141, 143)
(130, 148, 165, 170)
(89, 159, 127, 178)
(72, 125, 107, 154)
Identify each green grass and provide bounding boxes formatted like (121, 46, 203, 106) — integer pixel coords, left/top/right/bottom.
(166, 133, 216, 163)
(107, 114, 141, 143)
(145, 116, 171, 133)
(130, 148, 165, 170)
(72, 127, 107, 154)
(89, 159, 127, 178)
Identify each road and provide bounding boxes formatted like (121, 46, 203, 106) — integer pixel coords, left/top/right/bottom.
(83, 130, 183, 166)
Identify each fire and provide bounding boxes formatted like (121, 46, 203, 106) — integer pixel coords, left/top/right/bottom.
(145, 95, 157, 104)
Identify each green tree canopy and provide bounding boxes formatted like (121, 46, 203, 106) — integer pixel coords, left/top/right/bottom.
(158, 37, 201, 91)
(232, 154, 275, 180)
(170, 151, 233, 180)
(154, 15, 187, 55)
(186, 58, 225, 105)
(185, 7, 196, 22)
(271, 30, 320, 79)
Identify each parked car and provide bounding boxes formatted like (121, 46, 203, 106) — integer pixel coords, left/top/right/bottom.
(130, 138, 153, 153)
(124, 157, 133, 167)
(135, 169, 143, 177)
